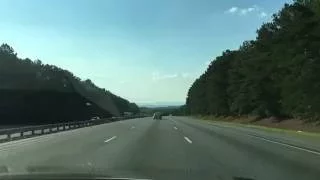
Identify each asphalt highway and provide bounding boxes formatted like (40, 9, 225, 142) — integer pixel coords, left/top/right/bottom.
(0, 116, 319, 180)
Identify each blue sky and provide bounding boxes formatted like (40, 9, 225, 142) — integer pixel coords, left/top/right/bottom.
(0, 0, 290, 105)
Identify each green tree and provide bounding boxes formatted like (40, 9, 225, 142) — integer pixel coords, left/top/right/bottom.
(186, 1, 320, 121)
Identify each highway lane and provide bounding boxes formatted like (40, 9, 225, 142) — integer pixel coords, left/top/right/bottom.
(0, 117, 320, 180)
(173, 117, 320, 180)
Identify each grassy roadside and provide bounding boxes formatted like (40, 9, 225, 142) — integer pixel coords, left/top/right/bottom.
(195, 115, 320, 138)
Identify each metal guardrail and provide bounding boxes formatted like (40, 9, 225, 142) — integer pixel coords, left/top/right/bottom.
(0, 115, 145, 143)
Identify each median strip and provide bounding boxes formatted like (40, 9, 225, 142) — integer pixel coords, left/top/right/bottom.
(104, 136, 117, 143)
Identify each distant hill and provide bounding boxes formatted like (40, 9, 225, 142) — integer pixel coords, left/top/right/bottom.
(138, 102, 184, 108)
(139, 106, 181, 116)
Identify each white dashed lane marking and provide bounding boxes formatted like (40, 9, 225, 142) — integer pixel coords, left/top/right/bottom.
(104, 136, 117, 143)
(184, 136, 192, 144)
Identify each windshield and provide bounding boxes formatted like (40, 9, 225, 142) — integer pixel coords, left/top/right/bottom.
(1, 0, 320, 180)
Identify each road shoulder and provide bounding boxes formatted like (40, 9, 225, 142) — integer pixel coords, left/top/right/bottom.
(175, 116, 320, 153)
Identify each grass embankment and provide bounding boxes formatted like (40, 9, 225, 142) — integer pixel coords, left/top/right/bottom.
(197, 115, 320, 137)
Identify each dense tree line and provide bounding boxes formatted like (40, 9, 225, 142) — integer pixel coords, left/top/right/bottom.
(186, 1, 320, 121)
(0, 44, 139, 125)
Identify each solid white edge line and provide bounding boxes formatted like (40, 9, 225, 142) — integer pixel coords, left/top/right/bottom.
(184, 136, 192, 144)
(205, 121, 320, 156)
(250, 135, 320, 156)
(0, 124, 100, 149)
(104, 136, 117, 143)
(0, 129, 83, 151)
